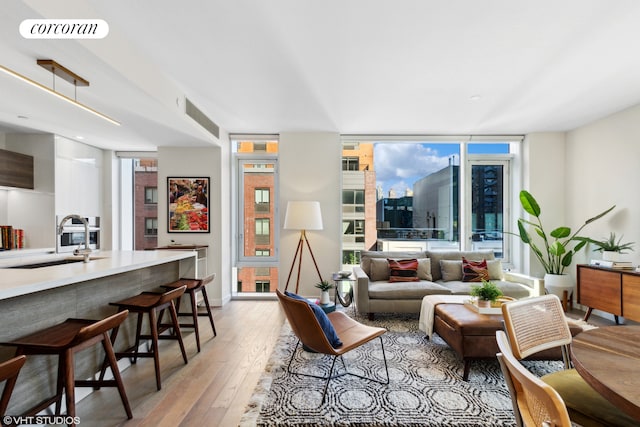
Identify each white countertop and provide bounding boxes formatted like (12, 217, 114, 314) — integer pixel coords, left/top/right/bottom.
(0, 250, 196, 300)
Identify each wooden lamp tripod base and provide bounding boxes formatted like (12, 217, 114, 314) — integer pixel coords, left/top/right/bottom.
(284, 230, 323, 294)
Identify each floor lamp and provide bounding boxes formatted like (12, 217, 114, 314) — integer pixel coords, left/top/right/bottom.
(283, 201, 324, 294)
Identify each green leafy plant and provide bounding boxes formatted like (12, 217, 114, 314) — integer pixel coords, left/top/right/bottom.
(517, 190, 615, 275)
(470, 279, 503, 302)
(315, 280, 334, 292)
(586, 232, 635, 254)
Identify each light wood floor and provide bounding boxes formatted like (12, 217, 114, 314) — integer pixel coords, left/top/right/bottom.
(73, 299, 284, 427)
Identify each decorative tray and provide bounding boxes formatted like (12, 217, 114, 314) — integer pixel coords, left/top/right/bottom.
(464, 297, 514, 315)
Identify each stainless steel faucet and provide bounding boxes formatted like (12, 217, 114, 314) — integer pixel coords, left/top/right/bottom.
(57, 214, 92, 263)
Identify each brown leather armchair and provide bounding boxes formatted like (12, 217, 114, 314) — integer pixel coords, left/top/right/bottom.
(276, 289, 389, 406)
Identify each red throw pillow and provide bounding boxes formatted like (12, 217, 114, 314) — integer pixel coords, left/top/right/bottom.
(462, 257, 489, 282)
(388, 258, 420, 282)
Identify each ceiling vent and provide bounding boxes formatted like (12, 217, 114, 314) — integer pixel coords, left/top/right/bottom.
(184, 98, 219, 139)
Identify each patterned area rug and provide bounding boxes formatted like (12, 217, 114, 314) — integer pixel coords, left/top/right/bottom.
(240, 312, 567, 426)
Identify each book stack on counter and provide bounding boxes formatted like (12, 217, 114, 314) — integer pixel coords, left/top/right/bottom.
(0, 226, 25, 250)
(590, 259, 635, 269)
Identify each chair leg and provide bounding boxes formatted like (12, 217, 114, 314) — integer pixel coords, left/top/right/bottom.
(168, 302, 188, 364)
(132, 311, 144, 364)
(63, 349, 76, 423)
(101, 332, 133, 419)
(285, 336, 390, 407)
(200, 287, 217, 337)
(189, 292, 201, 352)
(321, 356, 339, 405)
(149, 308, 162, 390)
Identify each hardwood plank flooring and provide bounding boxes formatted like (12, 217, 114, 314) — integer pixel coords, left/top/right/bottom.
(71, 300, 284, 427)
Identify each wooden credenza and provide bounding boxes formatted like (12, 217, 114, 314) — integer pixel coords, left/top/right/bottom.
(577, 264, 640, 323)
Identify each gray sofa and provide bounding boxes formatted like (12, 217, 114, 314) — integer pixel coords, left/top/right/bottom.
(353, 250, 543, 318)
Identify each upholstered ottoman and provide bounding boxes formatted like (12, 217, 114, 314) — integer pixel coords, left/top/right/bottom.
(432, 303, 583, 381)
(433, 303, 504, 380)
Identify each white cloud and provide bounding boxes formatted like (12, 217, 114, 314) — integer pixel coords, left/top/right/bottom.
(374, 143, 451, 197)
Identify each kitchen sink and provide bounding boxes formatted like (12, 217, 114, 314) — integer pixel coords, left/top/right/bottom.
(6, 257, 105, 269)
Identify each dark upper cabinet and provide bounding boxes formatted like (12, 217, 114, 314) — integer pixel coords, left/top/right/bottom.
(0, 148, 34, 189)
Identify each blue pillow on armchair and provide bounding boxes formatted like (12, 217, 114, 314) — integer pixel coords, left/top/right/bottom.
(284, 291, 343, 348)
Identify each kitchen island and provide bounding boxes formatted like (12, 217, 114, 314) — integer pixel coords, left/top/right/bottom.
(0, 249, 197, 416)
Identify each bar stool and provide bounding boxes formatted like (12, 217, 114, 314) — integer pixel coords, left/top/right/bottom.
(104, 285, 188, 390)
(0, 355, 26, 417)
(162, 274, 217, 352)
(3, 311, 132, 425)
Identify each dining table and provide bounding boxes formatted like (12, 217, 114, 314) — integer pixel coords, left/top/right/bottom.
(570, 325, 640, 421)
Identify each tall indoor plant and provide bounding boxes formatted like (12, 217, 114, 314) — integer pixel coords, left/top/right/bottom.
(516, 190, 615, 296)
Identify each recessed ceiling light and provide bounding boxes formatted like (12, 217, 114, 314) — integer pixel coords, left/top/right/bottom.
(470, 95, 482, 101)
(76, 135, 84, 140)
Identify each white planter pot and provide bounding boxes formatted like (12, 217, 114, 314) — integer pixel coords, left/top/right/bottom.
(602, 251, 622, 262)
(320, 290, 331, 305)
(544, 273, 574, 299)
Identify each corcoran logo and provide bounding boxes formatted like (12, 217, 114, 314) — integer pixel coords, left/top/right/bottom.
(19, 19, 109, 39)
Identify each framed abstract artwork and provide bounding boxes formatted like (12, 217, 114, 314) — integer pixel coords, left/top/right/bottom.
(168, 177, 209, 232)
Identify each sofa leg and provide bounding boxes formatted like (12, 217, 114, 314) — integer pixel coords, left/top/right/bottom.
(368, 313, 374, 321)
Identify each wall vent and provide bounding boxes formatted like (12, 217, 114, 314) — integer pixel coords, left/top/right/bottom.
(185, 98, 219, 139)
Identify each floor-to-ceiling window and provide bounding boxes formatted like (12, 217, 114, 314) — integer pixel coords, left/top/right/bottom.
(232, 136, 279, 297)
(340, 137, 519, 269)
(117, 155, 158, 250)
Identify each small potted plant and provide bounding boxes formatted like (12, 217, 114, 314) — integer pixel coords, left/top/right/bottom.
(586, 232, 635, 262)
(470, 279, 504, 307)
(315, 280, 334, 305)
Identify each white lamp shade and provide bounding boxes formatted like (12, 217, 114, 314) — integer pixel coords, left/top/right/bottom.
(283, 201, 323, 230)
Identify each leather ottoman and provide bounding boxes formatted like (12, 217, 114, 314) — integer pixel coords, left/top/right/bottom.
(433, 303, 582, 381)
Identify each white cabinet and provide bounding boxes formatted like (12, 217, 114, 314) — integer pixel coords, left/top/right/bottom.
(157, 245, 208, 279)
(55, 138, 103, 216)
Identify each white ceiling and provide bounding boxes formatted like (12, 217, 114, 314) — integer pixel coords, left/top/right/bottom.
(1, 0, 640, 151)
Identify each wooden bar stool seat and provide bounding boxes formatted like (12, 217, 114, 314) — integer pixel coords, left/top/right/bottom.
(162, 274, 217, 352)
(3, 311, 132, 425)
(0, 355, 26, 418)
(104, 285, 188, 390)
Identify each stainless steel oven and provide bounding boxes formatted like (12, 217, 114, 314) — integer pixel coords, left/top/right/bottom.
(56, 216, 100, 253)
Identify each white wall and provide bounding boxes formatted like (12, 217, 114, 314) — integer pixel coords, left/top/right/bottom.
(520, 132, 567, 278)
(566, 104, 640, 268)
(158, 143, 230, 306)
(278, 132, 342, 297)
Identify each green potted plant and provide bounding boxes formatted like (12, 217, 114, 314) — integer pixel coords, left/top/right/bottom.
(470, 279, 503, 307)
(586, 232, 634, 261)
(516, 190, 615, 296)
(315, 280, 334, 304)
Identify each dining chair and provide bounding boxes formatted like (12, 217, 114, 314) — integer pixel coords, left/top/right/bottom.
(0, 355, 26, 417)
(276, 289, 389, 406)
(501, 294, 638, 427)
(496, 330, 572, 427)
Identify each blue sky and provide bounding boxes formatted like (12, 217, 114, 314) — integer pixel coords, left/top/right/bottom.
(374, 143, 508, 197)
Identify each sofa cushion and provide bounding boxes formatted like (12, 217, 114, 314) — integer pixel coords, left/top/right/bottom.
(369, 258, 391, 281)
(388, 259, 420, 282)
(417, 258, 433, 281)
(360, 250, 427, 277)
(440, 260, 463, 281)
(369, 280, 452, 299)
(462, 257, 489, 282)
(487, 259, 504, 280)
(370, 257, 433, 282)
(438, 280, 532, 299)
(427, 250, 495, 281)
